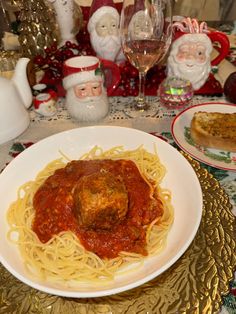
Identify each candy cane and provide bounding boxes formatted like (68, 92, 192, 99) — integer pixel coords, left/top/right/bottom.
(199, 21, 209, 33)
(173, 22, 187, 32)
(173, 17, 209, 34)
(192, 18, 200, 33)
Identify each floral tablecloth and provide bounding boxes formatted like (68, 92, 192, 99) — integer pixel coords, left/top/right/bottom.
(0, 95, 235, 313)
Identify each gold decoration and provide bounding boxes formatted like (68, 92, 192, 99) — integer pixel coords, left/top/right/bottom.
(0, 50, 22, 79)
(17, 0, 58, 57)
(0, 153, 235, 313)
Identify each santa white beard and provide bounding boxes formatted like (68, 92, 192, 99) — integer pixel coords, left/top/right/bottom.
(90, 30, 122, 62)
(65, 87, 109, 122)
(167, 55, 211, 90)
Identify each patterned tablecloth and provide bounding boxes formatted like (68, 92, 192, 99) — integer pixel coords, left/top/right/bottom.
(0, 95, 235, 314)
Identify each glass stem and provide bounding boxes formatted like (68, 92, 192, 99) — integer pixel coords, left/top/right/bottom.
(137, 71, 146, 108)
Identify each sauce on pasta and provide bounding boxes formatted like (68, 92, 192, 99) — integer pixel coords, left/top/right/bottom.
(33, 159, 164, 258)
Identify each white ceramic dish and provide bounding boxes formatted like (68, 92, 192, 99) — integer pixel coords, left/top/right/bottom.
(171, 102, 236, 171)
(0, 126, 202, 298)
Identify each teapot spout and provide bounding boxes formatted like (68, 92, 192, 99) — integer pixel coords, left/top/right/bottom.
(12, 58, 32, 109)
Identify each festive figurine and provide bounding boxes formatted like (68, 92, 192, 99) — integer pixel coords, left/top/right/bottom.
(87, 0, 125, 63)
(47, 0, 82, 46)
(62, 56, 109, 122)
(33, 92, 57, 117)
(167, 18, 213, 90)
(167, 17, 230, 91)
(18, 0, 57, 57)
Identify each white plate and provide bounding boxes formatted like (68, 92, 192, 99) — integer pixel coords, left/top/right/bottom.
(0, 126, 202, 298)
(171, 102, 236, 171)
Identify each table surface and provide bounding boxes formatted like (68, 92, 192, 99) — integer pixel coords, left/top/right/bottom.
(0, 94, 236, 314)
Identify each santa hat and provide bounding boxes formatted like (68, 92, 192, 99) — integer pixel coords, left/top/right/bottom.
(87, 0, 119, 34)
(62, 56, 103, 90)
(171, 17, 212, 54)
(33, 93, 52, 110)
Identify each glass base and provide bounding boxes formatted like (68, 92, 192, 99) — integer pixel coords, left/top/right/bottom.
(123, 100, 158, 118)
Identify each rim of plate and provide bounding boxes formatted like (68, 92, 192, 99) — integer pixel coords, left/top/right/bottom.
(0, 126, 203, 298)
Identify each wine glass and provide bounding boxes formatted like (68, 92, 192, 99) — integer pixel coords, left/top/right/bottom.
(120, 0, 172, 117)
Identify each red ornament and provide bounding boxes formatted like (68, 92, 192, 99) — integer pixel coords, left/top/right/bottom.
(224, 71, 236, 103)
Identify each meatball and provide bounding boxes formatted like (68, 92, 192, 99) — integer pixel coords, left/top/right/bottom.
(73, 171, 128, 229)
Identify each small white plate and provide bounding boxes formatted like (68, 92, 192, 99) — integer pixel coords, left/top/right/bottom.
(171, 102, 236, 171)
(0, 126, 202, 298)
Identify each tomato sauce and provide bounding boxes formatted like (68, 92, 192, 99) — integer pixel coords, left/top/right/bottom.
(33, 160, 163, 258)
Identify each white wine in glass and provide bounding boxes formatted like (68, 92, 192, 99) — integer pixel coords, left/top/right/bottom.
(120, 0, 172, 117)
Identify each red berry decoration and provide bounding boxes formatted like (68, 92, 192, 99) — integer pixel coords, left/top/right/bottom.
(224, 71, 236, 103)
(32, 24, 165, 96)
(33, 39, 86, 85)
(130, 67, 139, 78)
(34, 55, 45, 66)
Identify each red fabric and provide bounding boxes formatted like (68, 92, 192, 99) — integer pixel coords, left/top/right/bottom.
(40, 64, 223, 98)
(88, 0, 117, 20)
(132, 0, 145, 14)
(81, 3, 123, 21)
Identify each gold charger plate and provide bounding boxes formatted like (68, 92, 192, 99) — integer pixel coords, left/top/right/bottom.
(0, 153, 236, 314)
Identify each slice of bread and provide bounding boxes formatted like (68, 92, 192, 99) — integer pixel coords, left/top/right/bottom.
(190, 111, 236, 152)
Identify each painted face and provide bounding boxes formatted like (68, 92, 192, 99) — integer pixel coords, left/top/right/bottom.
(36, 100, 56, 117)
(95, 13, 119, 37)
(65, 86, 109, 122)
(175, 42, 207, 64)
(167, 44, 211, 90)
(74, 81, 102, 99)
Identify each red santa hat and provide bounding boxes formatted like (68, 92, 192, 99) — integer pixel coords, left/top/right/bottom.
(171, 17, 212, 55)
(62, 56, 104, 90)
(87, 0, 119, 34)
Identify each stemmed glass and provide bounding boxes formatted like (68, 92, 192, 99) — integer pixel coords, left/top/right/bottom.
(120, 0, 172, 117)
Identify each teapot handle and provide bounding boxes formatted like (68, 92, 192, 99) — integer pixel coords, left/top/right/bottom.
(207, 31, 230, 66)
(100, 59, 121, 96)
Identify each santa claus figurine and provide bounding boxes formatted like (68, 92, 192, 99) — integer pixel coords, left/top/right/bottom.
(87, 0, 125, 63)
(33, 92, 57, 117)
(62, 56, 109, 122)
(167, 18, 213, 91)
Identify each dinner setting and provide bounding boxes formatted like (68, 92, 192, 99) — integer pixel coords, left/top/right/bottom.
(0, 0, 236, 313)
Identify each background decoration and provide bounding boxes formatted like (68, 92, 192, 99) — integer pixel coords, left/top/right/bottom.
(0, 0, 11, 49)
(33, 8, 228, 97)
(87, 0, 124, 63)
(46, 0, 83, 47)
(17, 0, 58, 57)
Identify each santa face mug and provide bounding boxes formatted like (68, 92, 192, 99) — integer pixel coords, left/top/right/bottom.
(167, 18, 230, 90)
(62, 55, 120, 122)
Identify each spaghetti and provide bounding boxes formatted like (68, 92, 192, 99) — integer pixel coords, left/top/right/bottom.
(7, 146, 174, 284)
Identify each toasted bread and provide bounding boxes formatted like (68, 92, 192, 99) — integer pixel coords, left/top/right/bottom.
(190, 111, 236, 152)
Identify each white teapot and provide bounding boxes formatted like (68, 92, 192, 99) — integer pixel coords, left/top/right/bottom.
(0, 58, 32, 145)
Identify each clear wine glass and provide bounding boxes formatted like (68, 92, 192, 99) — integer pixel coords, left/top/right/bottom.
(120, 0, 172, 117)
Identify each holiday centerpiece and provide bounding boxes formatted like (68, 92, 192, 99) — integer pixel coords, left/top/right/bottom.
(33, 14, 230, 97)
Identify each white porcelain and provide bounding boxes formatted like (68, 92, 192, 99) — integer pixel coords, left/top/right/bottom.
(0, 126, 202, 298)
(167, 18, 230, 91)
(47, 0, 77, 46)
(33, 92, 57, 117)
(0, 58, 32, 145)
(62, 56, 112, 122)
